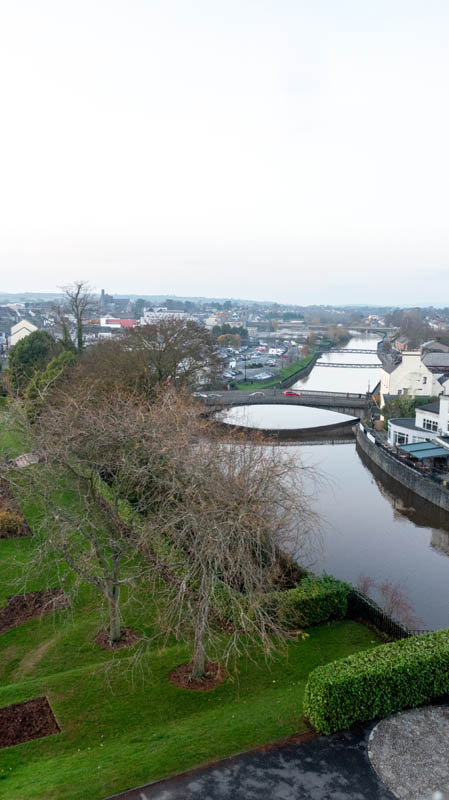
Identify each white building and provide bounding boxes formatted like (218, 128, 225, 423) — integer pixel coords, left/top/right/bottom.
(140, 308, 192, 325)
(9, 319, 38, 347)
(380, 350, 449, 406)
(387, 396, 449, 446)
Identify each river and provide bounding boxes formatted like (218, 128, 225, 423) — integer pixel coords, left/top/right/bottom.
(249, 334, 449, 630)
(296, 440, 449, 630)
(292, 332, 382, 394)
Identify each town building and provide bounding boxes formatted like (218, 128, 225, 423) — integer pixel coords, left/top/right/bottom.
(387, 396, 449, 446)
(380, 350, 449, 406)
(9, 319, 38, 347)
(140, 308, 193, 325)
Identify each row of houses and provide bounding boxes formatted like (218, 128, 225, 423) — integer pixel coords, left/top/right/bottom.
(381, 340, 449, 454)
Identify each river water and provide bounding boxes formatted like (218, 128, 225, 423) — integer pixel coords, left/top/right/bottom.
(292, 332, 382, 394)
(259, 334, 449, 630)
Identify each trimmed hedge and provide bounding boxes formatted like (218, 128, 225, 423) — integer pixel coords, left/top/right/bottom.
(264, 575, 349, 629)
(0, 511, 23, 536)
(304, 628, 449, 734)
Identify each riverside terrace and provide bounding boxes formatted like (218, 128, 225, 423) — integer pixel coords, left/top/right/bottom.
(200, 389, 370, 418)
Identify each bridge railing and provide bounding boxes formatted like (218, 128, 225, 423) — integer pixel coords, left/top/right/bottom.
(290, 389, 369, 399)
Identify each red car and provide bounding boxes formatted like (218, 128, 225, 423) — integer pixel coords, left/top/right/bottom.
(283, 390, 301, 397)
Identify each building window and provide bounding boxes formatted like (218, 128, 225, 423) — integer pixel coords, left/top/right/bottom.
(422, 418, 438, 432)
(423, 376, 427, 385)
(394, 431, 408, 445)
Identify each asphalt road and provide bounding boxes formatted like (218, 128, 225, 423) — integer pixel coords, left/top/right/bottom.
(105, 723, 395, 800)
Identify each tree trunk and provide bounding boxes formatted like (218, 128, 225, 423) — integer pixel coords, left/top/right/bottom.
(77, 321, 83, 352)
(191, 610, 207, 679)
(107, 584, 121, 643)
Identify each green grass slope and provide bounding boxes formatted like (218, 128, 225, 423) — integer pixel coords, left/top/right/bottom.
(0, 408, 382, 800)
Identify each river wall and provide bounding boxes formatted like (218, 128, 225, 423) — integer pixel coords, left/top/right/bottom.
(280, 353, 320, 388)
(356, 424, 449, 513)
(215, 417, 358, 442)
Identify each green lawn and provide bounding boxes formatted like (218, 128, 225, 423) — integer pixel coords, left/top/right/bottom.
(0, 409, 382, 800)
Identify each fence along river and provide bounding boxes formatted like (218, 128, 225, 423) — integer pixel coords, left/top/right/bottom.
(273, 334, 449, 630)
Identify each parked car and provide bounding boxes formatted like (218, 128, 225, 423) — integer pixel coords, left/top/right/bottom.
(283, 390, 301, 397)
(192, 392, 208, 398)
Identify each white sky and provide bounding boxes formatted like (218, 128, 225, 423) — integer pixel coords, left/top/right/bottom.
(1, 0, 449, 304)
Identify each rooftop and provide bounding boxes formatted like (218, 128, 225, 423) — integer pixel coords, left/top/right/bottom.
(422, 352, 449, 369)
(415, 400, 440, 414)
(388, 417, 429, 432)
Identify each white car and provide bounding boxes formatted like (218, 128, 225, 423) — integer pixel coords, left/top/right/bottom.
(249, 391, 265, 397)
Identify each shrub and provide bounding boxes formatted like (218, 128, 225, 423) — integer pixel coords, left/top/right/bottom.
(0, 511, 23, 536)
(304, 628, 449, 734)
(264, 575, 349, 629)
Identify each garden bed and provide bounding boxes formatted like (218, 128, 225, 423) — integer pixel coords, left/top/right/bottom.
(0, 697, 60, 749)
(0, 589, 67, 635)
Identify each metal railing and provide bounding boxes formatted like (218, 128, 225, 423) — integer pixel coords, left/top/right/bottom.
(292, 389, 369, 399)
(347, 589, 431, 639)
(359, 423, 449, 487)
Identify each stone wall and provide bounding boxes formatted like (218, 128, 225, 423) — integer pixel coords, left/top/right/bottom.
(280, 353, 319, 388)
(356, 424, 449, 513)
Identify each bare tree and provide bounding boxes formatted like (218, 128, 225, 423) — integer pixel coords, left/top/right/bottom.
(4, 373, 320, 667)
(122, 317, 222, 388)
(147, 435, 318, 680)
(61, 280, 92, 351)
(356, 574, 422, 629)
(14, 385, 207, 644)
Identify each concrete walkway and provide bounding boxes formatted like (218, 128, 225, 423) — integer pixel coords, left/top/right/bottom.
(369, 704, 449, 800)
(105, 725, 396, 800)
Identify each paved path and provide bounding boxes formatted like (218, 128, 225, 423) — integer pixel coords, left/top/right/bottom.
(105, 725, 395, 800)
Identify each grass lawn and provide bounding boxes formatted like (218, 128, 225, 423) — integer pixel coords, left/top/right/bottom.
(236, 354, 315, 391)
(0, 408, 383, 800)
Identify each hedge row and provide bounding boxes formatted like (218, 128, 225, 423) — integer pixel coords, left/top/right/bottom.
(304, 628, 449, 734)
(264, 574, 349, 629)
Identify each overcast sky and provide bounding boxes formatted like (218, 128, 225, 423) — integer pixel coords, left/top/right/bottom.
(1, 1, 449, 305)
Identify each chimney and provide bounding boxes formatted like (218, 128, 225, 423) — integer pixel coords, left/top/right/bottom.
(438, 396, 449, 434)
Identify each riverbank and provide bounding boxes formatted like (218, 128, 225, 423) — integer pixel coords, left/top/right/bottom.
(356, 423, 449, 514)
(236, 353, 316, 390)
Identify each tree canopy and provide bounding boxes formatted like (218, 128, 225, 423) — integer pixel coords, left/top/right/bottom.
(8, 330, 60, 395)
(72, 318, 222, 396)
(212, 323, 248, 340)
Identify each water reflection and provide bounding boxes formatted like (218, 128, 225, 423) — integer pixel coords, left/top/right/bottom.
(356, 441, 449, 532)
(287, 442, 449, 630)
(218, 404, 356, 430)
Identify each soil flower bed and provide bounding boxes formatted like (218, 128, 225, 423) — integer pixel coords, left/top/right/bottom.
(0, 697, 60, 749)
(94, 627, 139, 650)
(0, 589, 67, 635)
(170, 660, 226, 690)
